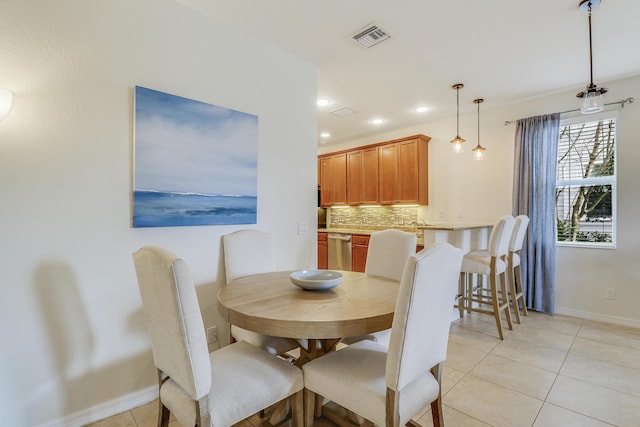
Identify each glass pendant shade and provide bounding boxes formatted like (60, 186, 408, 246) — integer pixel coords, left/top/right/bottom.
(579, 88, 605, 114)
(472, 145, 486, 160)
(450, 135, 465, 153)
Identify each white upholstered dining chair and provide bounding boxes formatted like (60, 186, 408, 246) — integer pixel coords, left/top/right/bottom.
(459, 215, 515, 340)
(342, 229, 417, 348)
(507, 215, 530, 323)
(132, 246, 303, 427)
(302, 242, 463, 427)
(222, 229, 299, 355)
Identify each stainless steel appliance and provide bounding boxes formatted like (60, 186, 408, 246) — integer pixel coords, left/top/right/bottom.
(328, 233, 352, 271)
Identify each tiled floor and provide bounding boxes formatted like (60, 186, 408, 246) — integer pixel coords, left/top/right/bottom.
(86, 311, 640, 427)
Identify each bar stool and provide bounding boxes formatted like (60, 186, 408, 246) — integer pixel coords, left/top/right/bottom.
(508, 215, 530, 323)
(460, 215, 514, 340)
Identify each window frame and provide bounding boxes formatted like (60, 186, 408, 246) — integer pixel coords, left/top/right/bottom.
(555, 111, 617, 249)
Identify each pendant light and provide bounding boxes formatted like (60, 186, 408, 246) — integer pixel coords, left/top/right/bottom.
(450, 83, 465, 153)
(577, 0, 607, 114)
(472, 98, 486, 160)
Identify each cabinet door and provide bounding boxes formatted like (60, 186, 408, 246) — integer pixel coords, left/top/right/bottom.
(332, 153, 347, 205)
(318, 232, 328, 269)
(347, 147, 378, 205)
(346, 150, 364, 205)
(378, 143, 399, 204)
(351, 234, 370, 273)
(320, 154, 347, 206)
(397, 139, 420, 203)
(361, 147, 379, 204)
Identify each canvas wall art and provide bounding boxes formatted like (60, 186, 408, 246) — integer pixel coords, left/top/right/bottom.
(133, 86, 258, 227)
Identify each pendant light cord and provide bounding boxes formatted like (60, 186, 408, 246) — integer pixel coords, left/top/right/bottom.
(587, 2, 594, 87)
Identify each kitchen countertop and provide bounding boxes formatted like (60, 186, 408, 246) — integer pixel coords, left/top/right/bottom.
(318, 223, 493, 247)
(319, 223, 492, 234)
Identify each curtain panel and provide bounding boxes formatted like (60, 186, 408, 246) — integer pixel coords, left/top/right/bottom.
(513, 113, 560, 314)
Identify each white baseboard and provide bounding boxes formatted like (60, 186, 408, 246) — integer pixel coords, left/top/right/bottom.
(555, 306, 640, 329)
(36, 385, 158, 427)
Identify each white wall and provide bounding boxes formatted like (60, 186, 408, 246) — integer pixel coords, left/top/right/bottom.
(320, 75, 640, 327)
(0, 1, 317, 425)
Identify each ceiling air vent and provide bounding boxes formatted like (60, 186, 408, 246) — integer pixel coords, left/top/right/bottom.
(331, 107, 357, 117)
(352, 24, 391, 48)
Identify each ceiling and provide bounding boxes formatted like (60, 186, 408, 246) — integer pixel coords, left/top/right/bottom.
(178, 0, 640, 147)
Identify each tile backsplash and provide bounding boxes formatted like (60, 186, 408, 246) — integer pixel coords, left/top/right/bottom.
(328, 206, 419, 229)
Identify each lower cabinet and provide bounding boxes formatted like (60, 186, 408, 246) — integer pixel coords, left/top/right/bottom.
(351, 234, 371, 273)
(318, 232, 328, 269)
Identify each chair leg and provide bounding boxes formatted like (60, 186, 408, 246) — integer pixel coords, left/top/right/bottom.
(304, 389, 316, 427)
(457, 272, 465, 318)
(430, 363, 444, 427)
(157, 401, 170, 427)
(489, 273, 504, 340)
(499, 271, 513, 331)
(508, 265, 522, 324)
(156, 369, 170, 427)
(515, 264, 528, 317)
(291, 390, 304, 427)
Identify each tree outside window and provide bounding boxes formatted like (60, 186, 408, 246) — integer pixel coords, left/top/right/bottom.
(556, 115, 616, 247)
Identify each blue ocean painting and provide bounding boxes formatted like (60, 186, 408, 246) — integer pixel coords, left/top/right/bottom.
(133, 86, 258, 228)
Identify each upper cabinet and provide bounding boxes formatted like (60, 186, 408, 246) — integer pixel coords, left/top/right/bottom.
(379, 136, 428, 205)
(347, 146, 379, 205)
(319, 134, 429, 206)
(320, 153, 347, 207)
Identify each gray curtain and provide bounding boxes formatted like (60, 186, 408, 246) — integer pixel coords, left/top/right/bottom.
(513, 113, 560, 314)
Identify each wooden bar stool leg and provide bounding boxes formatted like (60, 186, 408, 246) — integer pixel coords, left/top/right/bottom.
(489, 273, 504, 340)
(499, 271, 513, 331)
(515, 264, 528, 317)
(508, 262, 522, 324)
(457, 272, 465, 318)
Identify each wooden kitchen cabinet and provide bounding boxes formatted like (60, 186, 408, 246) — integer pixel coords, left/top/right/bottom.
(379, 136, 429, 205)
(319, 134, 429, 206)
(320, 153, 347, 206)
(347, 147, 378, 205)
(318, 232, 328, 269)
(351, 234, 370, 272)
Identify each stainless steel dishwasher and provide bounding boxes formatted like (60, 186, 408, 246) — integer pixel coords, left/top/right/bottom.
(328, 233, 352, 271)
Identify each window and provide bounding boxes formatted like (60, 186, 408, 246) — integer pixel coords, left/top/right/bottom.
(556, 113, 616, 247)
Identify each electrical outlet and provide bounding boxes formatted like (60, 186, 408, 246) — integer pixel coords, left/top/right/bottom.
(297, 220, 308, 235)
(207, 326, 218, 344)
(606, 288, 615, 300)
(398, 219, 404, 225)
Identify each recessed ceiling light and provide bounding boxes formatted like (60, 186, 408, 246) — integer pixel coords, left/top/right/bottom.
(371, 118, 385, 125)
(317, 98, 332, 107)
(320, 132, 331, 138)
(415, 106, 429, 113)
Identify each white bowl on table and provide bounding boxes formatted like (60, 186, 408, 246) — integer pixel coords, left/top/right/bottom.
(290, 270, 343, 291)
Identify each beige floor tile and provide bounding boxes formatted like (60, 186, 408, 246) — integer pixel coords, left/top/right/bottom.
(449, 323, 503, 353)
(443, 375, 543, 427)
(547, 375, 640, 426)
(570, 337, 640, 370)
(442, 365, 466, 395)
(130, 400, 159, 426)
(454, 312, 518, 339)
(84, 411, 136, 427)
(578, 322, 640, 351)
(469, 354, 557, 400)
(520, 312, 583, 336)
(532, 403, 614, 427)
(416, 404, 492, 427)
(444, 340, 488, 373)
(508, 323, 576, 352)
(492, 338, 567, 373)
(560, 353, 640, 397)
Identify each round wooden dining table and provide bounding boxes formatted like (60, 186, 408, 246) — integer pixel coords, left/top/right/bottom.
(217, 269, 399, 364)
